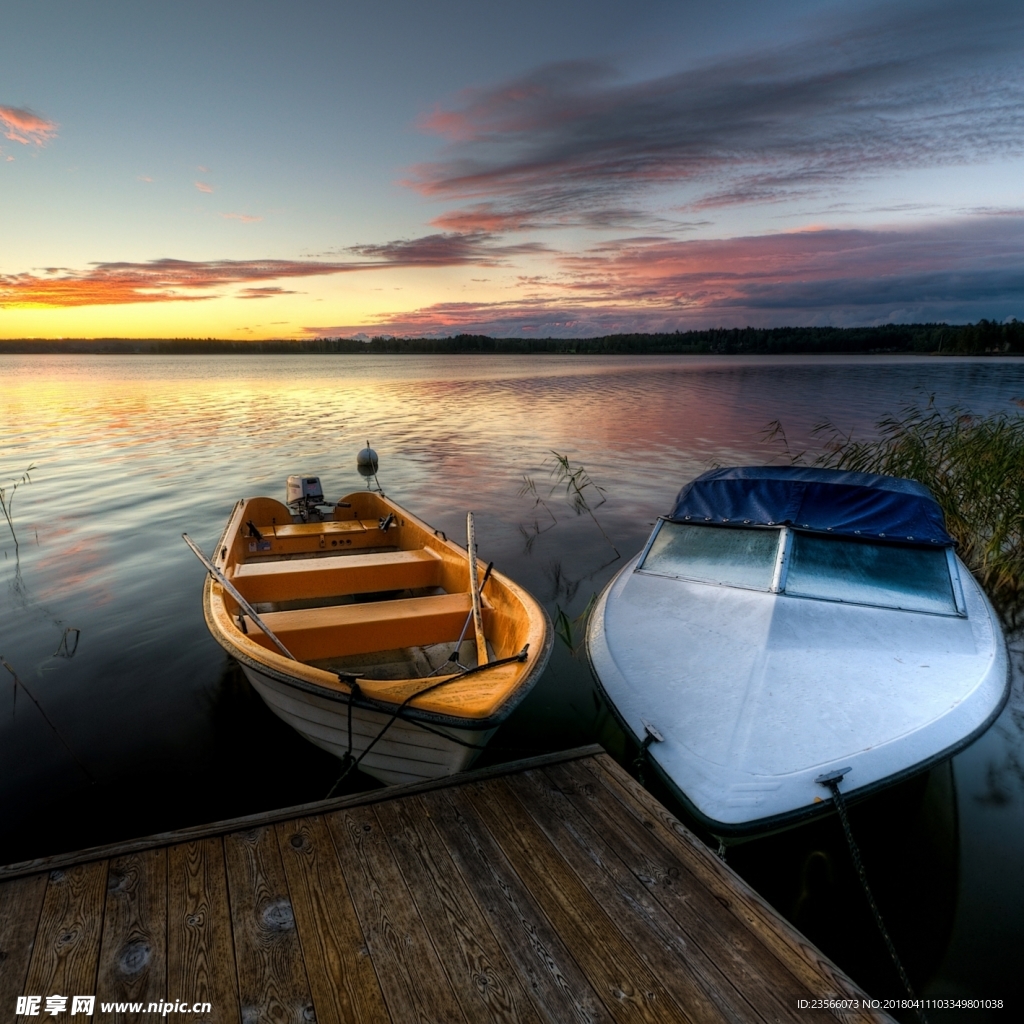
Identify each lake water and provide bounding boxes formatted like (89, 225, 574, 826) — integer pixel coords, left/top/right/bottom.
(2, 353, 1022, 1015)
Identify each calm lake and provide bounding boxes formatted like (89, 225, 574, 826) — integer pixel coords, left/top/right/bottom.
(2, 353, 1022, 1015)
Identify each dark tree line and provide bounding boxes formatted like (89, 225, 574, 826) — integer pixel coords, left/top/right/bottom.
(2, 319, 1021, 355)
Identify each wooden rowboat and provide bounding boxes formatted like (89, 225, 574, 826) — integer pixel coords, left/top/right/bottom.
(199, 489, 552, 786)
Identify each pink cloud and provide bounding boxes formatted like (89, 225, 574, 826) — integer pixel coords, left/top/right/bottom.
(0, 105, 58, 146)
(194, 181, 214, 193)
(221, 212, 263, 223)
(137, 175, 154, 183)
(0, 259, 351, 308)
(302, 219, 1024, 336)
(238, 286, 296, 299)
(0, 233, 540, 308)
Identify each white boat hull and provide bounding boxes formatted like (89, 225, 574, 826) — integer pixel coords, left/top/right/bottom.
(242, 665, 496, 786)
(587, 552, 1010, 837)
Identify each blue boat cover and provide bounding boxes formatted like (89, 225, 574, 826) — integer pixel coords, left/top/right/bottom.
(668, 467, 953, 545)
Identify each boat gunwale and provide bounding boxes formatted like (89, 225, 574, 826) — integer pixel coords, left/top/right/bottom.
(203, 494, 554, 729)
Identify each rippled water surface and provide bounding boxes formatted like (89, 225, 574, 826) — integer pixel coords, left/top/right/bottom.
(2, 354, 1022, 1015)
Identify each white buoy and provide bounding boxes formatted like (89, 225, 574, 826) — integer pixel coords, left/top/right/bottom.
(356, 444, 379, 477)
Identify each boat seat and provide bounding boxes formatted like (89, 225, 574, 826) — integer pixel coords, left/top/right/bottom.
(243, 518, 397, 556)
(269, 519, 374, 539)
(245, 592, 490, 662)
(232, 548, 443, 603)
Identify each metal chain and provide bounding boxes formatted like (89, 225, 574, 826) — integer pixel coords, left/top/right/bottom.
(824, 778, 929, 1024)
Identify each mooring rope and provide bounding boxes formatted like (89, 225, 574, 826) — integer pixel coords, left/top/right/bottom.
(818, 771, 929, 1024)
(631, 732, 658, 786)
(325, 644, 530, 798)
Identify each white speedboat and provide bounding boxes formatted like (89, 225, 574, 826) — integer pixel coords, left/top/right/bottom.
(586, 467, 1010, 838)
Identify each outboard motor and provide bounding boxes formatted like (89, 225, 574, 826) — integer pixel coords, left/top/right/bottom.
(287, 475, 327, 521)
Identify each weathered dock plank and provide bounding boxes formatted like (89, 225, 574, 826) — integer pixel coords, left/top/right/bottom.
(276, 815, 390, 1024)
(95, 849, 167, 1023)
(223, 826, 314, 1024)
(327, 802, 470, 1024)
(420, 786, 615, 1024)
(167, 838, 240, 1024)
(0, 746, 891, 1024)
(513, 766, 762, 1024)
(544, 759, 812, 1022)
(579, 754, 880, 1021)
(0, 873, 48, 1013)
(455, 778, 682, 1024)
(375, 793, 547, 1024)
(23, 862, 107, 1008)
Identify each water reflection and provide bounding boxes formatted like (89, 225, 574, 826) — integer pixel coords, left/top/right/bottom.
(1, 353, 1022, 1011)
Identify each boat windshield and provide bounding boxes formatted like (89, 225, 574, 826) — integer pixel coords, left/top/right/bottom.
(785, 533, 957, 614)
(638, 522, 959, 613)
(639, 522, 780, 590)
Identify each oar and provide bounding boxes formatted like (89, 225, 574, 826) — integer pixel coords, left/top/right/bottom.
(182, 533, 297, 661)
(465, 512, 489, 666)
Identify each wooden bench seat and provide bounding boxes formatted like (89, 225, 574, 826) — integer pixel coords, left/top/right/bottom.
(245, 592, 490, 661)
(232, 548, 442, 603)
(269, 519, 373, 539)
(244, 519, 398, 556)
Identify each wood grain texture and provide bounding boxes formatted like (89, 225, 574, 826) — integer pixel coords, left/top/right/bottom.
(0, 746, 603, 882)
(325, 802, 469, 1024)
(276, 815, 389, 1024)
(456, 779, 689, 1024)
(511, 768, 754, 1024)
(582, 755, 888, 1024)
(223, 826, 314, 1024)
(538, 763, 813, 1024)
(23, 862, 107, 1006)
(420, 787, 614, 1024)
(0, 752, 885, 1024)
(167, 838, 240, 1024)
(375, 793, 546, 1024)
(0, 873, 47, 1012)
(96, 849, 167, 1022)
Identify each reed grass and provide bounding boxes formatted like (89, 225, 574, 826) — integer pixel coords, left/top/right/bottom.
(554, 593, 598, 654)
(520, 451, 620, 559)
(0, 463, 35, 553)
(813, 402, 1024, 620)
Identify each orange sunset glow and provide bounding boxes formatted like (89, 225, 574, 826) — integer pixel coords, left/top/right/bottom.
(3, 2, 1023, 339)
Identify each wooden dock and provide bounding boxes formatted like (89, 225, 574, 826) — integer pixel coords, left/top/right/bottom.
(0, 746, 885, 1023)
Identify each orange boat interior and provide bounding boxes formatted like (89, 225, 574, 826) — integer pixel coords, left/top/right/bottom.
(206, 491, 547, 718)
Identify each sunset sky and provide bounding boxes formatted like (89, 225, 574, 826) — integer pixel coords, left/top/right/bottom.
(2, 0, 1023, 339)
